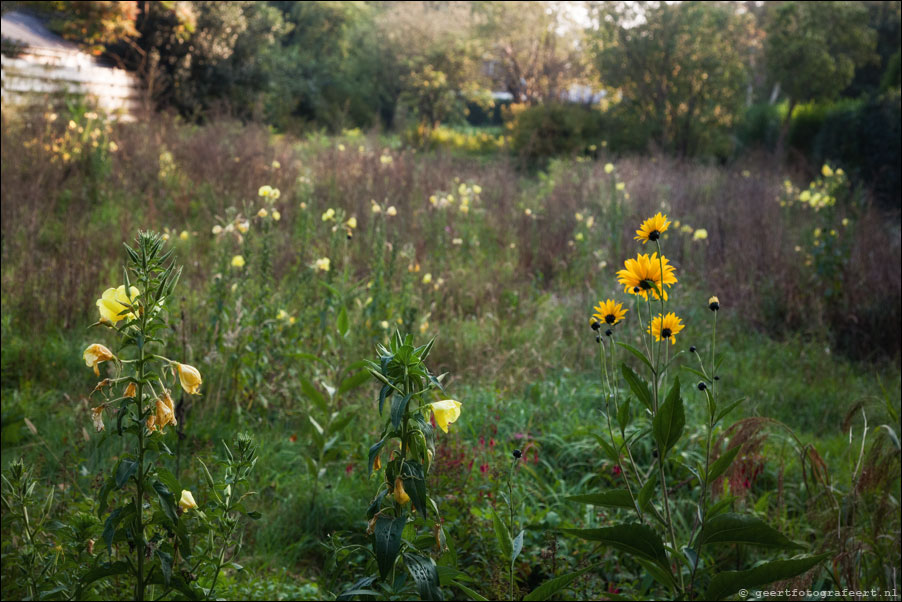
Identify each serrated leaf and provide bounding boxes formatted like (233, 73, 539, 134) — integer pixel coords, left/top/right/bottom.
(621, 364, 653, 412)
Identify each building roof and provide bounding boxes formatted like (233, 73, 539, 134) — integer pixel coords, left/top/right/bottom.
(1, 11, 79, 52)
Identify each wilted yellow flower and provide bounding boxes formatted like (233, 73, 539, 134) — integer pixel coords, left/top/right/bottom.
(179, 490, 198, 512)
(322, 208, 336, 222)
(371, 202, 382, 214)
(97, 285, 140, 325)
(315, 257, 331, 272)
(821, 164, 834, 178)
(92, 406, 105, 432)
(616, 253, 677, 300)
(231, 255, 245, 268)
(393, 478, 410, 505)
(604, 163, 614, 174)
(575, 212, 584, 221)
(592, 299, 628, 326)
(386, 206, 398, 216)
(692, 228, 708, 241)
(431, 400, 462, 433)
(83, 344, 115, 376)
(634, 213, 671, 244)
(235, 219, 250, 234)
(648, 312, 685, 345)
(124, 382, 137, 398)
(150, 391, 177, 432)
(175, 363, 202, 395)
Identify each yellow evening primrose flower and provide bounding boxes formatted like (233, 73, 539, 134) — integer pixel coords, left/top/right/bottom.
(634, 213, 671, 244)
(379, 320, 389, 329)
(258, 185, 273, 197)
(97, 285, 140, 325)
(257, 208, 268, 218)
(386, 206, 398, 216)
(212, 224, 223, 235)
(422, 273, 432, 285)
(393, 478, 410, 505)
(179, 490, 198, 512)
(604, 163, 614, 174)
(179, 230, 189, 241)
(83, 344, 115, 376)
(124, 382, 137, 398)
(346, 216, 357, 229)
(648, 312, 685, 345)
(616, 182, 626, 191)
(315, 257, 331, 272)
(592, 299, 628, 326)
(231, 255, 245, 268)
(821, 164, 834, 178)
(175, 363, 202, 395)
(472, 185, 482, 195)
(272, 210, 281, 221)
(322, 208, 336, 222)
(431, 400, 462, 433)
(371, 202, 382, 214)
(150, 391, 177, 432)
(235, 219, 250, 234)
(616, 252, 678, 300)
(693, 228, 708, 241)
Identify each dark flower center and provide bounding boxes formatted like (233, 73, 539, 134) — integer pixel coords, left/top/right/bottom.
(640, 280, 653, 290)
(648, 230, 660, 241)
(605, 314, 616, 324)
(661, 328, 672, 338)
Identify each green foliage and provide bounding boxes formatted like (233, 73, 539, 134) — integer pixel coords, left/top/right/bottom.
(509, 103, 604, 167)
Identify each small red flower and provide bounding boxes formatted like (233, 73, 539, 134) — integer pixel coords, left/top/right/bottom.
(345, 463, 354, 475)
(289, 433, 297, 443)
(480, 463, 489, 474)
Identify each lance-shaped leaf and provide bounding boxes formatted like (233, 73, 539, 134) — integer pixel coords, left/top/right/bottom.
(653, 378, 684, 457)
(701, 513, 805, 549)
(373, 516, 406, 580)
(705, 554, 829, 600)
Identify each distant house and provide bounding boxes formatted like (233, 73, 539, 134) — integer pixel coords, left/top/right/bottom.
(1, 11, 141, 118)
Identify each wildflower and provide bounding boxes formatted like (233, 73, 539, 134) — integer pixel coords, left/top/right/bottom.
(338, 144, 346, 152)
(634, 213, 671, 244)
(604, 163, 614, 174)
(842, 218, 850, 227)
(124, 382, 137, 398)
(315, 257, 331, 272)
(83, 344, 115, 376)
(179, 490, 198, 512)
(648, 312, 685, 345)
(821, 164, 834, 178)
(380, 320, 389, 329)
(345, 216, 357, 229)
(616, 253, 678, 300)
(179, 230, 189, 241)
(473, 185, 482, 195)
(386, 206, 397, 216)
(277, 309, 289, 320)
(231, 255, 245, 268)
(616, 182, 626, 191)
(272, 210, 281, 221)
(380, 154, 393, 165)
(452, 237, 463, 245)
(271, 160, 281, 170)
(322, 208, 336, 222)
(151, 390, 177, 432)
(371, 202, 382, 214)
(422, 273, 432, 285)
(97, 285, 140, 325)
(258, 185, 273, 197)
(175, 363, 202, 395)
(235, 219, 250, 234)
(693, 228, 708, 241)
(91, 406, 105, 432)
(592, 299, 628, 326)
(212, 224, 223, 235)
(431, 400, 462, 433)
(257, 208, 268, 218)
(708, 296, 720, 311)
(393, 478, 410, 505)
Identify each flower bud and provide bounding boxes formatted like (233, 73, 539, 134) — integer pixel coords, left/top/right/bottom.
(176, 363, 202, 395)
(697, 381, 707, 391)
(513, 449, 522, 459)
(179, 490, 198, 512)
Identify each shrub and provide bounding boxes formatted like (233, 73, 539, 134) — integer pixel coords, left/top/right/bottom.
(508, 103, 604, 167)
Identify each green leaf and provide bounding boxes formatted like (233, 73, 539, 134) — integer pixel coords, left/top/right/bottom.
(561, 523, 668, 565)
(512, 529, 525, 564)
(617, 342, 655, 373)
(705, 554, 829, 600)
(492, 508, 512, 561)
(706, 446, 741, 484)
(115, 459, 138, 489)
(336, 306, 350, 337)
(373, 516, 407, 580)
(567, 490, 635, 510)
(390, 394, 412, 431)
(402, 461, 429, 517)
(523, 565, 596, 601)
(635, 557, 678, 591)
(152, 480, 179, 525)
(338, 370, 370, 396)
(368, 439, 386, 475)
(450, 581, 488, 601)
(155, 548, 173, 585)
(96, 476, 115, 519)
(378, 383, 393, 415)
(300, 379, 328, 413)
(404, 553, 443, 601)
(653, 378, 684, 457)
(701, 513, 804, 549)
(637, 476, 656, 512)
(716, 398, 746, 424)
(76, 561, 130, 598)
(590, 434, 620, 462)
(621, 364, 653, 412)
(617, 396, 632, 431)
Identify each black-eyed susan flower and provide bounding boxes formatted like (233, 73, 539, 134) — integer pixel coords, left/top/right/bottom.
(616, 253, 678, 300)
(648, 312, 685, 345)
(634, 212, 671, 244)
(175, 363, 202, 395)
(592, 299, 628, 326)
(83, 344, 115, 376)
(431, 400, 462, 433)
(708, 296, 720, 311)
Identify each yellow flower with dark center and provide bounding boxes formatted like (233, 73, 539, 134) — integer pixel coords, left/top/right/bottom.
(83, 344, 115, 376)
(175, 363, 202, 395)
(431, 400, 462, 433)
(592, 299, 628, 326)
(708, 296, 720, 311)
(634, 213, 671, 244)
(179, 490, 198, 511)
(393, 478, 410, 505)
(616, 253, 677, 300)
(648, 312, 685, 345)
(97, 285, 140, 325)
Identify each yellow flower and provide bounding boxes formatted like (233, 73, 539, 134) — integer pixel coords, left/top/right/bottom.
(315, 257, 331, 272)
(472, 185, 482, 195)
(692, 228, 708, 241)
(592, 299, 628, 326)
(380, 154, 393, 165)
(648, 312, 685, 345)
(379, 320, 389, 329)
(346, 216, 357, 229)
(616, 253, 678, 300)
(150, 391, 177, 432)
(257, 208, 268, 218)
(258, 185, 273, 197)
(231, 255, 245, 268)
(322, 208, 336, 222)
(393, 478, 410, 505)
(708, 296, 720, 311)
(422, 273, 432, 285)
(616, 182, 626, 191)
(92, 406, 105, 432)
(386, 206, 398, 216)
(83, 344, 115, 376)
(371, 202, 382, 214)
(124, 382, 137, 398)
(272, 210, 281, 221)
(179, 230, 189, 241)
(431, 400, 462, 433)
(235, 219, 250, 234)
(634, 213, 671, 244)
(97, 285, 140, 325)
(604, 163, 614, 174)
(175, 363, 202, 395)
(179, 490, 198, 512)
(212, 224, 223, 235)
(338, 144, 345, 152)
(821, 164, 834, 178)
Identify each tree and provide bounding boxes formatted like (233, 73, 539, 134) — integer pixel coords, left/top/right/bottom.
(588, 1, 754, 156)
(764, 1, 878, 152)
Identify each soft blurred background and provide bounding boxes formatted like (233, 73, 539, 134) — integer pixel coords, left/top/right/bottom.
(1, 1, 900, 600)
